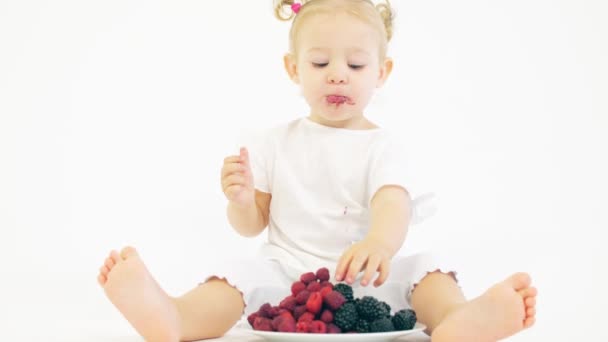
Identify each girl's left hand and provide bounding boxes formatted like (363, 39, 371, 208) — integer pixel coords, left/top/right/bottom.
(334, 238, 391, 287)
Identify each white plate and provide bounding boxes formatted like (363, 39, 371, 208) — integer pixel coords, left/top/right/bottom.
(236, 322, 426, 341)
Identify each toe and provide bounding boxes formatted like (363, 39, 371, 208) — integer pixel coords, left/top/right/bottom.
(519, 286, 537, 299)
(523, 316, 535, 328)
(120, 246, 138, 260)
(100, 265, 110, 276)
(526, 307, 536, 317)
(98, 274, 107, 286)
(525, 296, 536, 307)
(110, 250, 121, 264)
(506, 272, 531, 291)
(104, 257, 115, 269)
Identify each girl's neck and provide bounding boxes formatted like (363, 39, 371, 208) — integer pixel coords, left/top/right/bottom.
(306, 115, 379, 130)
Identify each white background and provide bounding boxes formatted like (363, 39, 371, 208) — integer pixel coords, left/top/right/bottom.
(0, 0, 606, 341)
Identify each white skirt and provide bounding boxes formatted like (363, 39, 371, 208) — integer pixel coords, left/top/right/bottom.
(202, 251, 460, 317)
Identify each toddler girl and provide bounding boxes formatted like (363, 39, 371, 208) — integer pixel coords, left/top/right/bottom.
(97, 1, 537, 341)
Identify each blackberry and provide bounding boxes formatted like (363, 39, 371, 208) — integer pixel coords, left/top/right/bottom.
(354, 319, 370, 333)
(333, 283, 354, 302)
(392, 309, 417, 330)
(333, 302, 358, 331)
(380, 301, 391, 318)
(356, 296, 388, 321)
(369, 317, 395, 332)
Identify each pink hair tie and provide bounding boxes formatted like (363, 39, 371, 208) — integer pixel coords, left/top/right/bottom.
(291, 2, 302, 14)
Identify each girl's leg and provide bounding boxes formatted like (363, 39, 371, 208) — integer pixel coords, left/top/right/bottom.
(174, 278, 244, 341)
(98, 247, 244, 342)
(411, 270, 537, 342)
(410, 271, 465, 332)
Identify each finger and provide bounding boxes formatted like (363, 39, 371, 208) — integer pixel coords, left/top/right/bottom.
(335, 252, 352, 282)
(361, 255, 381, 287)
(224, 185, 243, 199)
(345, 253, 368, 284)
(240, 147, 250, 167)
(224, 155, 241, 164)
(222, 174, 247, 190)
(373, 259, 391, 287)
(222, 174, 247, 191)
(221, 163, 246, 178)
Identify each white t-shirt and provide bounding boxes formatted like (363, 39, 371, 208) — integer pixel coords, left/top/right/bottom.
(246, 117, 417, 279)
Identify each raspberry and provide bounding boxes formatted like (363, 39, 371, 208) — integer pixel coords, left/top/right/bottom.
(277, 310, 294, 320)
(320, 309, 334, 323)
(268, 306, 281, 318)
(257, 303, 273, 318)
(247, 312, 258, 326)
(320, 285, 333, 299)
(295, 290, 311, 305)
(316, 267, 330, 282)
(306, 281, 321, 292)
(296, 321, 309, 333)
(298, 312, 315, 323)
(319, 280, 334, 289)
(272, 314, 296, 332)
(323, 291, 347, 311)
(309, 320, 327, 333)
(300, 272, 317, 284)
(271, 316, 283, 331)
(306, 292, 323, 314)
(327, 323, 342, 334)
(293, 305, 307, 320)
(253, 316, 273, 331)
(279, 295, 297, 311)
(291, 281, 306, 296)
(277, 318, 296, 332)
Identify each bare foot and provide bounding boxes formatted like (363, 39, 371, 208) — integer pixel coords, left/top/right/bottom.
(432, 272, 537, 342)
(98, 246, 181, 342)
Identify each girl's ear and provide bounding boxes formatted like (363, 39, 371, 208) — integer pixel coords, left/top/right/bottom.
(283, 53, 300, 84)
(376, 57, 393, 88)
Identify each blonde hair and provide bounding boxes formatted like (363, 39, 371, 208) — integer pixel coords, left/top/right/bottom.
(273, 0, 394, 59)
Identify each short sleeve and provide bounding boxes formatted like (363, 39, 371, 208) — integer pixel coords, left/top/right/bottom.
(240, 129, 273, 194)
(367, 137, 416, 206)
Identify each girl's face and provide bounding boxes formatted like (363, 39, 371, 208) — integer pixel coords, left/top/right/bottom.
(284, 12, 392, 129)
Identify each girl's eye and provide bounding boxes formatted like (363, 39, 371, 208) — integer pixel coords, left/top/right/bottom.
(311, 63, 365, 69)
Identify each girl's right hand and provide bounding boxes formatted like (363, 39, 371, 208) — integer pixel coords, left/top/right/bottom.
(221, 147, 255, 207)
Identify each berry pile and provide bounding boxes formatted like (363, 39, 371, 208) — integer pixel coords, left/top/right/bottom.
(247, 268, 417, 334)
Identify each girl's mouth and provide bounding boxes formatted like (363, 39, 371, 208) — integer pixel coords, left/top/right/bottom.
(326, 95, 354, 105)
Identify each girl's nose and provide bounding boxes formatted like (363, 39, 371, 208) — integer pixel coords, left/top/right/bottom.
(327, 69, 348, 84)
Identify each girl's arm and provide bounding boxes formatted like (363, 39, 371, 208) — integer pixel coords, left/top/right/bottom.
(227, 190, 271, 237)
(366, 185, 412, 257)
(335, 185, 411, 286)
